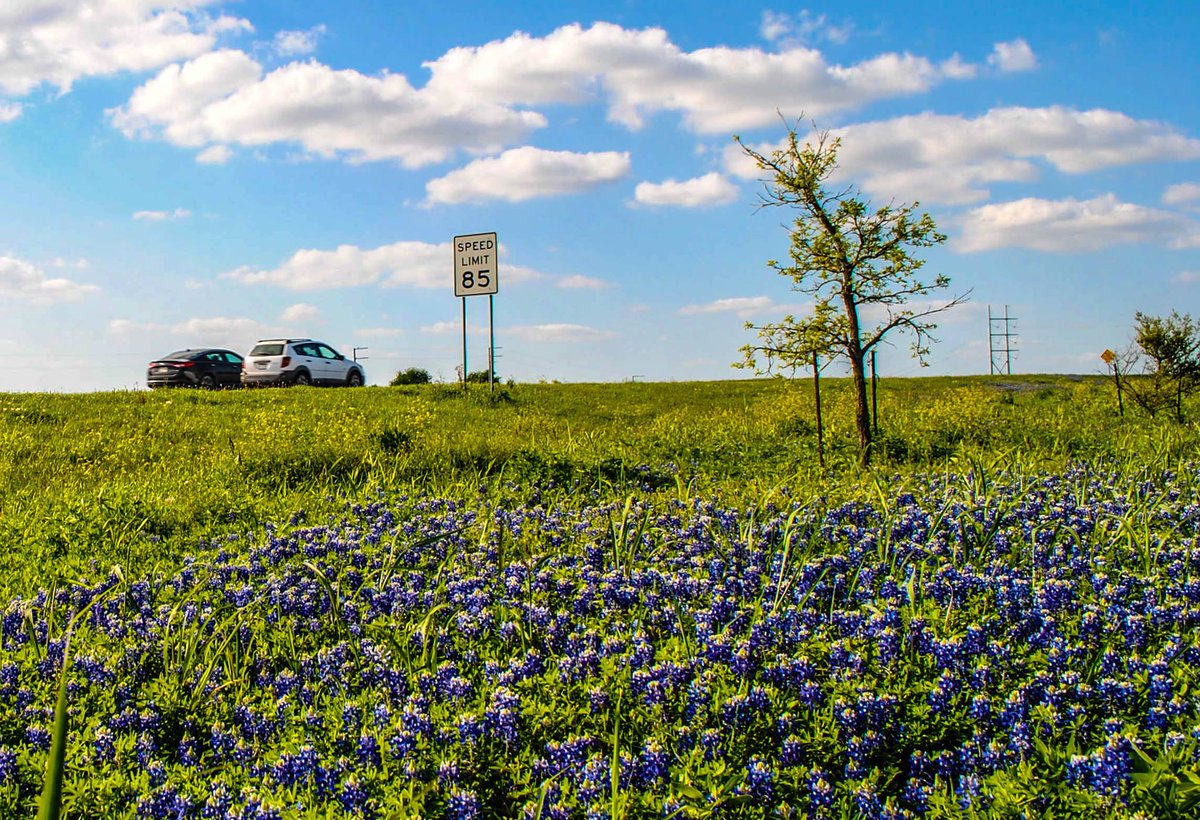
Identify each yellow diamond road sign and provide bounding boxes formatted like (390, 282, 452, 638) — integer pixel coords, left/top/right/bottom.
(1101, 349, 1115, 364)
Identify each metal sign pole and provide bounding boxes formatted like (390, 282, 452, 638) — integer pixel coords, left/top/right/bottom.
(488, 294, 495, 392)
(461, 297, 468, 390)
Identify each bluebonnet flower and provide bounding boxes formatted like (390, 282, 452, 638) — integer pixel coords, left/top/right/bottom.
(637, 738, 670, 787)
(446, 788, 480, 820)
(744, 756, 774, 800)
(807, 767, 835, 811)
(0, 748, 17, 784)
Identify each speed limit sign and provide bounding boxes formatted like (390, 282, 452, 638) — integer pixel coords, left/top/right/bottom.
(453, 232, 499, 296)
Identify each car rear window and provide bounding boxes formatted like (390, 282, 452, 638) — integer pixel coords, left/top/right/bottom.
(250, 343, 285, 356)
(159, 350, 194, 360)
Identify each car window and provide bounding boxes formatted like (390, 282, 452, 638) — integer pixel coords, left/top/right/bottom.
(293, 343, 314, 357)
(317, 345, 337, 359)
(205, 352, 224, 362)
(224, 352, 243, 364)
(250, 343, 284, 356)
(161, 350, 193, 360)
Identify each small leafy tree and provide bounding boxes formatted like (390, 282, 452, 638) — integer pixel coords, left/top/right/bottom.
(390, 367, 431, 386)
(734, 122, 968, 465)
(1123, 311, 1200, 421)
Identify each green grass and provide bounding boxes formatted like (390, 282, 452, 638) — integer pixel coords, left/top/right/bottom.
(0, 375, 1194, 599)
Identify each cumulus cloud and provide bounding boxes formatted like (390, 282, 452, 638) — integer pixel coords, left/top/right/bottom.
(108, 20, 997, 163)
(423, 22, 972, 133)
(507, 324, 616, 342)
(556, 275, 611, 290)
(760, 10, 854, 47)
(633, 172, 739, 207)
(112, 308, 322, 343)
(0, 102, 21, 122)
(223, 239, 543, 291)
(680, 296, 778, 318)
(357, 327, 406, 337)
(110, 50, 546, 166)
(0, 1, 250, 97)
(196, 144, 233, 164)
(956, 194, 1200, 253)
(133, 207, 191, 221)
(420, 321, 487, 336)
(273, 26, 327, 57)
(0, 255, 97, 303)
(726, 106, 1200, 205)
(425, 147, 630, 204)
(277, 303, 321, 324)
(1164, 182, 1200, 208)
(109, 315, 271, 342)
(988, 38, 1037, 72)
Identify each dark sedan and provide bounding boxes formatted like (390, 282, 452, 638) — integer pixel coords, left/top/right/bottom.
(147, 348, 244, 389)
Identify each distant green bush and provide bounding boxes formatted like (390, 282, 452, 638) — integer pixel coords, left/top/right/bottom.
(465, 370, 499, 384)
(390, 367, 431, 386)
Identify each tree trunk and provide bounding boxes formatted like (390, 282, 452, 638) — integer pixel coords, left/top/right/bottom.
(849, 351, 871, 465)
(842, 287, 872, 465)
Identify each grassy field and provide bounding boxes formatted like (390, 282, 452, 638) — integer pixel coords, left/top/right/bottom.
(0, 374, 1192, 588)
(2, 375, 1200, 817)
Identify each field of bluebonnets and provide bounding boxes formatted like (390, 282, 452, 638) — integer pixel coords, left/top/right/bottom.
(3, 375, 1200, 818)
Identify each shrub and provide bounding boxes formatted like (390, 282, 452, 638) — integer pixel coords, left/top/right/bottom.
(390, 367, 431, 386)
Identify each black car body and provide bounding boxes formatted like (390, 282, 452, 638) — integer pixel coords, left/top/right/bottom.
(147, 348, 244, 389)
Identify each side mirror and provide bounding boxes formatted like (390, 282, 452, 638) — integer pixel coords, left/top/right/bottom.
(336, 354, 345, 360)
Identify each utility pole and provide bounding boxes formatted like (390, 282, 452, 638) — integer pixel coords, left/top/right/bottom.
(988, 305, 1018, 375)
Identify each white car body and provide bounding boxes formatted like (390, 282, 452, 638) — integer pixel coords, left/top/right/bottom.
(241, 338, 365, 387)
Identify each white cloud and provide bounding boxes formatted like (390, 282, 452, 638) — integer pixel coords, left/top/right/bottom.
(133, 207, 191, 221)
(223, 239, 543, 291)
(173, 316, 267, 337)
(420, 321, 486, 336)
(1173, 270, 1200, 284)
(988, 38, 1037, 73)
(224, 240, 448, 290)
(726, 106, 1200, 205)
(423, 22, 972, 133)
(0, 255, 97, 303)
(272, 25, 327, 57)
(109, 315, 271, 344)
(680, 296, 777, 318)
(633, 172, 739, 208)
(357, 327, 406, 337)
(110, 21, 995, 164)
(1164, 182, 1200, 207)
(111, 50, 546, 166)
(0, 1, 250, 97)
(956, 194, 1200, 253)
(277, 303, 321, 324)
(760, 10, 854, 47)
(0, 102, 21, 122)
(556, 274, 611, 290)
(196, 144, 233, 164)
(507, 324, 616, 342)
(425, 147, 630, 204)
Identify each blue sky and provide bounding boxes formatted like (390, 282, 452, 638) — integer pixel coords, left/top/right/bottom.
(1, 1, 1198, 390)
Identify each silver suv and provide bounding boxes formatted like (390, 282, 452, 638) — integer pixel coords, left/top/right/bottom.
(241, 339, 365, 387)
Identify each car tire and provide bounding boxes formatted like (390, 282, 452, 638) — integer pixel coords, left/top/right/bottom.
(199, 374, 216, 389)
(292, 370, 311, 387)
(347, 370, 363, 387)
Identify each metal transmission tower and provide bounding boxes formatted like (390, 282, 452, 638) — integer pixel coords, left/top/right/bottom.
(988, 305, 1018, 375)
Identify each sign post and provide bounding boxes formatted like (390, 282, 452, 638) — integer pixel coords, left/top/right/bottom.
(453, 232, 499, 390)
